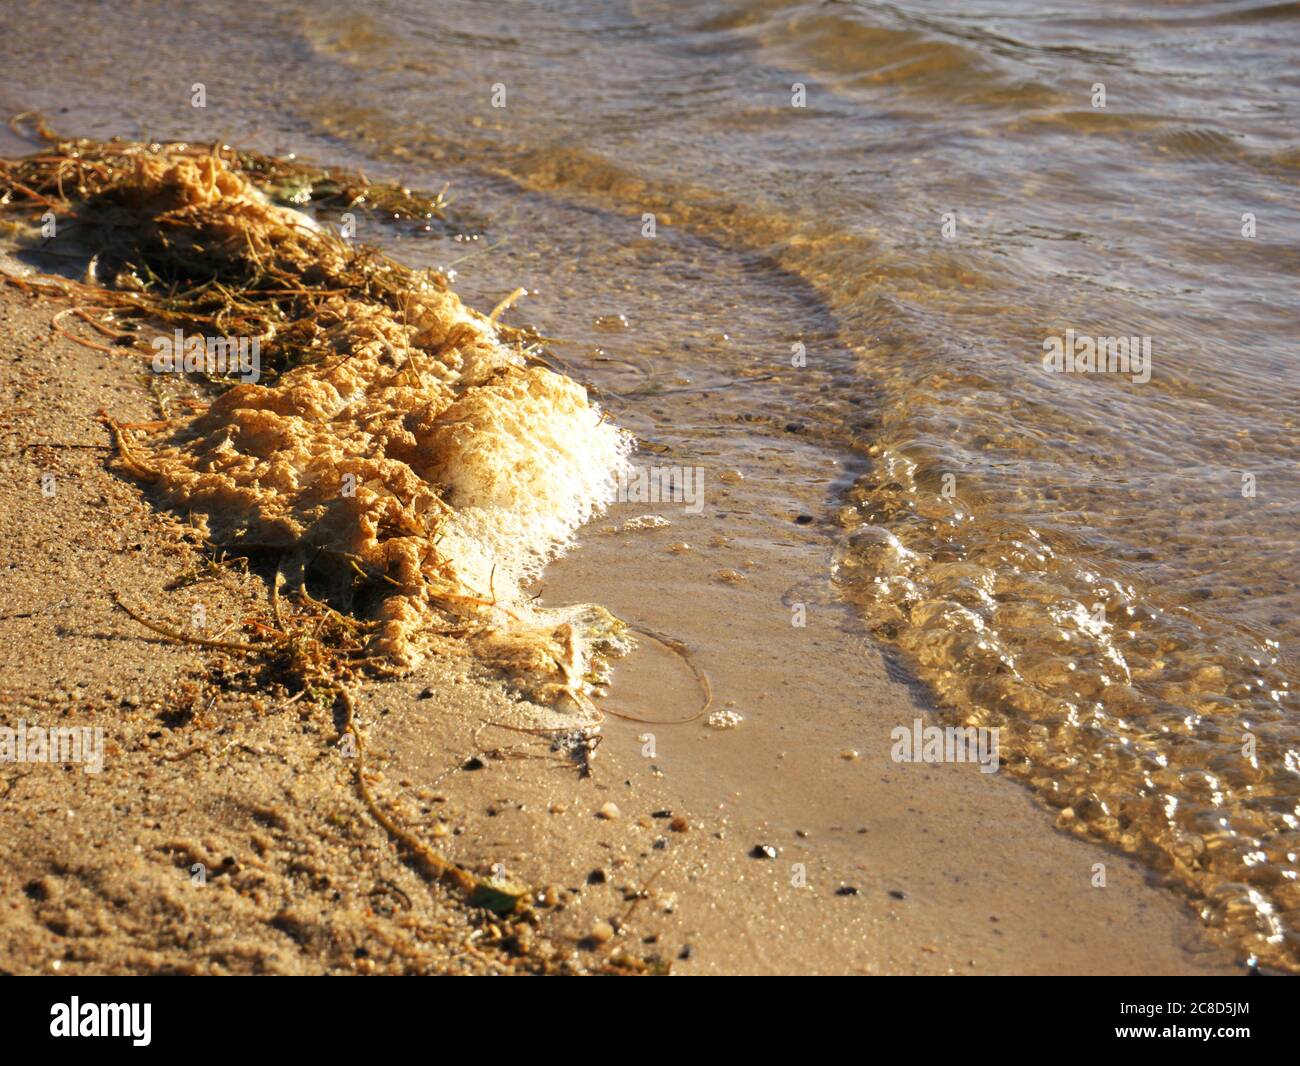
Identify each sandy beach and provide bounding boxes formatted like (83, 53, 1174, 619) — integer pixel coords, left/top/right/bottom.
(2, 0, 1296, 980)
(0, 281, 1238, 974)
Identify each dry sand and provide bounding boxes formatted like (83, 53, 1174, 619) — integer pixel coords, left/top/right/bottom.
(0, 283, 1242, 975)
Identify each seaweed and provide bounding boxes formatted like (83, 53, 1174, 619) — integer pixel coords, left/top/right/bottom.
(0, 119, 628, 686)
(0, 113, 509, 385)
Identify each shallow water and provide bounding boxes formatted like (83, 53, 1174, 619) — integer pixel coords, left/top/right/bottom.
(2, 0, 1297, 968)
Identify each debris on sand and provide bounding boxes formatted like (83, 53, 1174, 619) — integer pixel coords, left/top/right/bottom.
(0, 125, 633, 710)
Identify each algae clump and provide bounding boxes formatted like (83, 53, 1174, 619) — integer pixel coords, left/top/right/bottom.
(0, 126, 633, 708)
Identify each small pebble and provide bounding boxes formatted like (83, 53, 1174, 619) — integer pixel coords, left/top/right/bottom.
(751, 844, 777, 860)
(623, 514, 670, 532)
(597, 802, 621, 820)
(840, 749, 860, 761)
(669, 815, 690, 833)
(836, 885, 859, 896)
(589, 920, 615, 944)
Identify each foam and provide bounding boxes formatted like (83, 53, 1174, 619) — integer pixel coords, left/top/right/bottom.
(105, 152, 632, 695)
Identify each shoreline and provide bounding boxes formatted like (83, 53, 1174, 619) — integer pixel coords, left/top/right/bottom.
(0, 281, 1242, 975)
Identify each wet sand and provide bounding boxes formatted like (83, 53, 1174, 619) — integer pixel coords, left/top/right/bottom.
(0, 288, 1240, 974)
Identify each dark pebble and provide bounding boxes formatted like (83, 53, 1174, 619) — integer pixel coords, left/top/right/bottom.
(463, 756, 485, 771)
(836, 886, 859, 896)
(888, 889, 906, 900)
